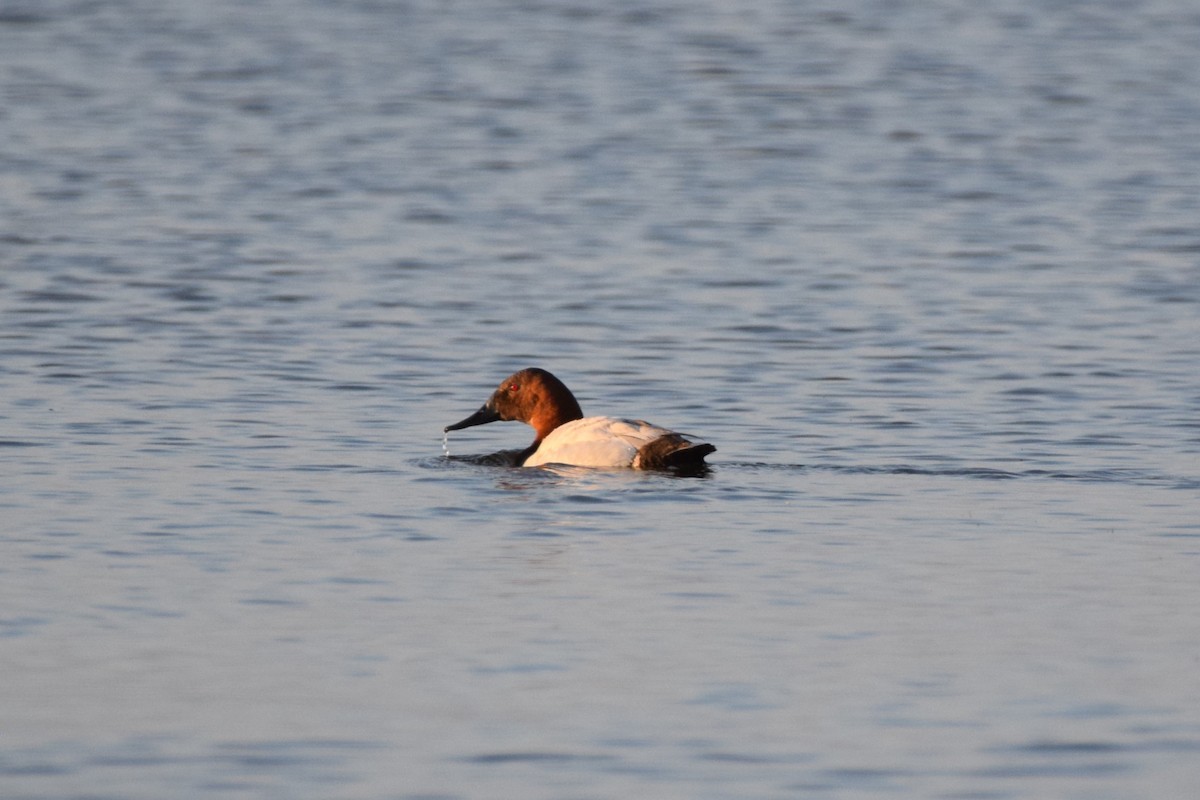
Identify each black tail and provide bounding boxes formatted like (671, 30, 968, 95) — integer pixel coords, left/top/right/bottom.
(637, 435, 716, 472)
(663, 443, 716, 471)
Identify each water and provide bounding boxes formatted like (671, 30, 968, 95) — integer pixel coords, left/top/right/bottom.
(2, 0, 1199, 797)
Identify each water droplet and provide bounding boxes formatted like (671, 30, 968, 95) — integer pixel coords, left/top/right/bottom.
(442, 431, 450, 457)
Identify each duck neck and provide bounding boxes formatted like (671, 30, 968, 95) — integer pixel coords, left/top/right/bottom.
(524, 389, 583, 458)
(529, 403, 581, 443)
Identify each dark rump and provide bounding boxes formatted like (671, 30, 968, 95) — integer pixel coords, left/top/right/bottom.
(636, 435, 716, 471)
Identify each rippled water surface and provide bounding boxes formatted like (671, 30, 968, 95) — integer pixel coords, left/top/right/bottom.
(3, 1, 1199, 798)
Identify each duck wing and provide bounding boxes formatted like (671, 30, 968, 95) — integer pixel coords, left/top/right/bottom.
(525, 417, 714, 470)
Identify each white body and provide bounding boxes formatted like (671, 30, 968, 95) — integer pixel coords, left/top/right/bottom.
(523, 416, 680, 468)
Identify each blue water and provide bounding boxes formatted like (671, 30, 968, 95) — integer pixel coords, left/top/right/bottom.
(2, 1, 1199, 798)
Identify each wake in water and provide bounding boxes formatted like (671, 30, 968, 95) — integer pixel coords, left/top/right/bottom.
(718, 462, 1198, 489)
(430, 440, 1194, 488)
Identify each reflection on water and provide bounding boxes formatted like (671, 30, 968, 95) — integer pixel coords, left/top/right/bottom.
(2, 0, 1199, 798)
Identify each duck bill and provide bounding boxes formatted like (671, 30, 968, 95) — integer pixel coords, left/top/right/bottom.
(444, 404, 501, 432)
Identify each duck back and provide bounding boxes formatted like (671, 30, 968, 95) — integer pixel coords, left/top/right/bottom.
(522, 417, 714, 470)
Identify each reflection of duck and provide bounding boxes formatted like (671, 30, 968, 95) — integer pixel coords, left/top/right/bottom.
(445, 368, 715, 471)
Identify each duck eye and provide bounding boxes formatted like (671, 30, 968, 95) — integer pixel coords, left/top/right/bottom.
(508, 384, 519, 393)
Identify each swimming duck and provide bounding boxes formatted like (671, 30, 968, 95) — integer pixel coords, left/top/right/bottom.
(444, 368, 715, 471)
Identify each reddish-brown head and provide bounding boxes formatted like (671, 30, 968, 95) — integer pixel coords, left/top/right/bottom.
(445, 368, 584, 442)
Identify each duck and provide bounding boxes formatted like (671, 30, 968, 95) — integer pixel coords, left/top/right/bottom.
(444, 367, 715, 471)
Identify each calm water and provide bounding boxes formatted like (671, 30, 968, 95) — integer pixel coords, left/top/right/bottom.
(2, 0, 1199, 798)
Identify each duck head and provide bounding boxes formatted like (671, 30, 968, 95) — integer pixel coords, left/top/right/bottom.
(444, 367, 584, 442)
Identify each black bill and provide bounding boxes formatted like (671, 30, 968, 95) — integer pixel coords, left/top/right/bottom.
(444, 404, 501, 432)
